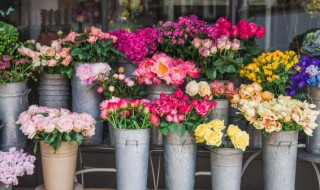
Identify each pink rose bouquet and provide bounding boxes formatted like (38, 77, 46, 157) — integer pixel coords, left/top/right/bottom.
(133, 53, 200, 86)
(17, 105, 96, 152)
(100, 97, 152, 129)
(19, 40, 73, 78)
(0, 148, 36, 187)
(149, 88, 217, 136)
(62, 27, 123, 65)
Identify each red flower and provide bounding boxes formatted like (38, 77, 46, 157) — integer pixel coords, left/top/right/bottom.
(195, 100, 213, 117)
(150, 114, 159, 126)
(174, 88, 184, 99)
(248, 22, 257, 35)
(256, 27, 265, 39)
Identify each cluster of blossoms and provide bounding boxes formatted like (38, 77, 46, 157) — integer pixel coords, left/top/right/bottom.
(186, 80, 238, 100)
(240, 95, 319, 135)
(63, 27, 117, 44)
(110, 28, 157, 63)
(100, 97, 152, 129)
(301, 30, 320, 57)
(205, 17, 265, 40)
(133, 53, 200, 86)
(240, 50, 298, 96)
(286, 56, 320, 96)
(19, 40, 72, 68)
(76, 63, 112, 85)
(0, 55, 30, 70)
(0, 148, 35, 187)
(18, 105, 96, 148)
(231, 82, 274, 115)
(195, 120, 249, 151)
(192, 36, 240, 57)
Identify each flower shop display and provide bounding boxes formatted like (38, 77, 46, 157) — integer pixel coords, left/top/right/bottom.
(0, 23, 34, 151)
(150, 88, 216, 190)
(18, 105, 96, 190)
(240, 50, 298, 96)
(100, 98, 152, 190)
(0, 148, 35, 190)
(238, 95, 319, 190)
(195, 120, 249, 190)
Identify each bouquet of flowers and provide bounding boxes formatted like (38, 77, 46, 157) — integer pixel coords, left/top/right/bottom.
(63, 27, 123, 64)
(286, 56, 320, 96)
(19, 40, 73, 77)
(239, 95, 319, 136)
(240, 50, 298, 96)
(109, 28, 157, 64)
(185, 80, 238, 100)
(100, 97, 152, 129)
(133, 53, 200, 86)
(301, 30, 320, 57)
(194, 119, 249, 151)
(149, 88, 216, 136)
(17, 105, 96, 152)
(0, 148, 36, 187)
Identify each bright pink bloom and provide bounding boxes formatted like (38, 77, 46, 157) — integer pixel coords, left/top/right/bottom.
(150, 114, 159, 126)
(256, 26, 265, 39)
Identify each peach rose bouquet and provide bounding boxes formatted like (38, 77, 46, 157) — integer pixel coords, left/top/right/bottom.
(17, 105, 96, 152)
(195, 119, 249, 151)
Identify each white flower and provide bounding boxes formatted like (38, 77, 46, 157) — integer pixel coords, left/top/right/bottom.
(185, 80, 199, 96)
(306, 65, 319, 76)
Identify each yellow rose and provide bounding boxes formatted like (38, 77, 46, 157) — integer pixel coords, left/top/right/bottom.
(204, 129, 223, 147)
(195, 124, 210, 140)
(207, 119, 225, 131)
(230, 94, 240, 107)
(231, 131, 249, 151)
(251, 82, 262, 92)
(262, 91, 274, 101)
(226, 125, 241, 138)
(198, 81, 212, 97)
(186, 80, 199, 96)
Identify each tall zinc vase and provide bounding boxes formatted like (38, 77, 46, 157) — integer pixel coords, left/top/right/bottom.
(210, 148, 243, 190)
(247, 124, 262, 149)
(39, 74, 70, 109)
(208, 99, 229, 134)
(40, 141, 78, 190)
(306, 86, 320, 154)
(0, 81, 29, 151)
(116, 57, 137, 76)
(146, 84, 176, 146)
(0, 183, 12, 190)
(114, 128, 150, 190)
(164, 131, 197, 190)
(263, 131, 298, 190)
(72, 62, 103, 145)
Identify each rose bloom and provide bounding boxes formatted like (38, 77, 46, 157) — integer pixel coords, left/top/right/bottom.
(47, 59, 57, 67)
(195, 124, 210, 143)
(185, 81, 199, 96)
(199, 48, 210, 57)
(61, 55, 72, 66)
(231, 131, 249, 151)
(207, 119, 225, 131)
(87, 35, 98, 43)
(192, 38, 202, 48)
(204, 129, 223, 146)
(198, 81, 211, 97)
(226, 124, 241, 138)
(202, 39, 213, 49)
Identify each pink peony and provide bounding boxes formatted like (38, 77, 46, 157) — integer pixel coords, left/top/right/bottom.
(90, 26, 102, 36)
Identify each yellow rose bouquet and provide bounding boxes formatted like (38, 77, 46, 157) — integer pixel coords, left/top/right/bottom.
(194, 119, 249, 151)
(240, 50, 298, 96)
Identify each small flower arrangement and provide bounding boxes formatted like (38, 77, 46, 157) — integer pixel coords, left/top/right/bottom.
(100, 97, 152, 129)
(194, 119, 249, 151)
(286, 56, 320, 96)
(301, 30, 320, 57)
(110, 28, 157, 63)
(17, 105, 96, 152)
(240, 50, 298, 96)
(133, 53, 200, 86)
(185, 80, 238, 100)
(150, 88, 216, 136)
(63, 27, 123, 64)
(19, 40, 73, 78)
(0, 148, 36, 187)
(239, 95, 319, 136)
(76, 62, 112, 85)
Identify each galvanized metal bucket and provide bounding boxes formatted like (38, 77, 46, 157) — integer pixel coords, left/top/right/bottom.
(0, 183, 12, 190)
(306, 86, 320, 154)
(114, 128, 150, 190)
(164, 131, 197, 190)
(108, 122, 115, 147)
(247, 124, 262, 149)
(263, 130, 298, 190)
(116, 57, 137, 76)
(210, 148, 243, 190)
(209, 99, 229, 139)
(72, 62, 104, 145)
(0, 81, 30, 151)
(39, 74, 70, 109)
(146, 84, 176, 146)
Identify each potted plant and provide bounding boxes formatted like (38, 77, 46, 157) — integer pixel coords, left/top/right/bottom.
(149, 88, 216, 190)
(0, 148, 36, 190)
(0, 21, 34, 150)
(17, 105, 96, 190)
(100, 98, 152, 190)
(20, 40, 73, 109)
(239, 95, 319, 190)
(194, 120, 249, 190)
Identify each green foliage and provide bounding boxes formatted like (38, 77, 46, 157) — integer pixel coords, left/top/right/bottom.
(0, 21, 19, 56)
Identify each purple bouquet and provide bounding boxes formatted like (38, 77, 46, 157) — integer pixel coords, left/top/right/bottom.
(0, 148, 36, 187)
(286, 56, 320, 96)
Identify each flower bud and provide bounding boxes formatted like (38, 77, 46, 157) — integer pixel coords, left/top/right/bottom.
(109, 86, 115, 92)
(118, 67, 125, 74)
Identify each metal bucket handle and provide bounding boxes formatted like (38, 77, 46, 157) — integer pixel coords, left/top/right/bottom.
(0, 88, 31, 105)
(304, 93, 313, 104)
(126, 140, 139, 153)
(276, 141, 292, 155)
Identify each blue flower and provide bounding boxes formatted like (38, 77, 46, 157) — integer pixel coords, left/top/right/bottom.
(307, 76, 317, 86)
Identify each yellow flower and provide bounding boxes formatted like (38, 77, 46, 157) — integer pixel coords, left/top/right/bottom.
(204, 129, 223, 147)
(207, 119, 225, 131)
(227, 125, 241, 138)
(231, 131, 250, 151)
(198, 81, 212, 97)
(262, 91, 274, 101)
(195, 124, 210, 141)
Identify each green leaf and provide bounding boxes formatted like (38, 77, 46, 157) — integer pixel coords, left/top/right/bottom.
(65, 133, 72, 144)
(132, 120, 140, 129)
(190, 112, 200, 121)
(75, 133, 83, 145)
(168, 122, 178, 132)
(176, 124, 186, 137)
(212, 60, 224, 67)
(205, 69, 217, 80)
(226, 65, 236, 73)
(160, 127, 169, 135)
(160, 121, 169, 128)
